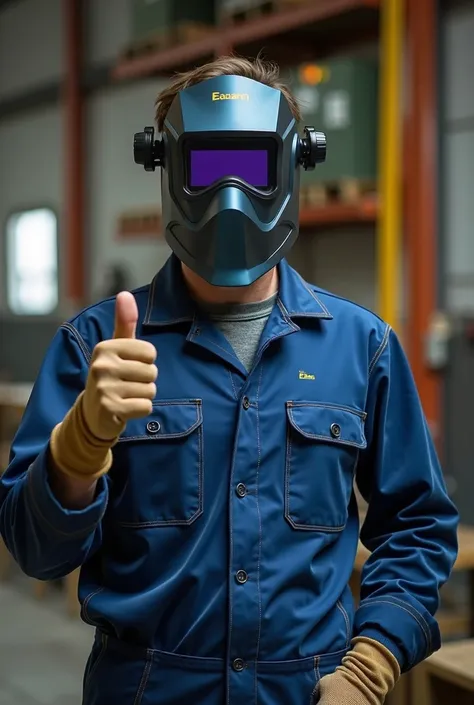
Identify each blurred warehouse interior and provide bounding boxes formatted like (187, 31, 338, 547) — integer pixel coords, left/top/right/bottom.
(1, 0, 472, 516)
(1, 0, 474, 703)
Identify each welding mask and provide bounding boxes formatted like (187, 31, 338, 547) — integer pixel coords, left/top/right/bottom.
(133, 74, 326, 287)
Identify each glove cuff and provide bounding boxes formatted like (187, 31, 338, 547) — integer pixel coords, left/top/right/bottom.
(319, 637, 400, 705)
(50, 392, 118, 481)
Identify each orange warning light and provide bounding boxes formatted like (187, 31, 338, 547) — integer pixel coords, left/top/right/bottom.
(299, 64, 327, 85)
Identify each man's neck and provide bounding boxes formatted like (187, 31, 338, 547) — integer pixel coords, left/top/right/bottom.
(181, 264, 279, 305)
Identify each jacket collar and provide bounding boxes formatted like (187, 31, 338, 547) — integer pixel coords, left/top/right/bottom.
(277, 257, 333, 321)
(142, 255, 332, 327)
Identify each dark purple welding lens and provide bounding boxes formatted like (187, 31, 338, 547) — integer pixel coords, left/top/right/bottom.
(189, 149, 269, 189)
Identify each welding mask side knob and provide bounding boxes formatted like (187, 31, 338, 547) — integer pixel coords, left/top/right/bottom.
(134, 126, 164, 172)
(298, 126, 327, 171)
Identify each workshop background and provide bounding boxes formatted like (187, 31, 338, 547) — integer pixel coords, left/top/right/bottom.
(0, 0, 473, 704)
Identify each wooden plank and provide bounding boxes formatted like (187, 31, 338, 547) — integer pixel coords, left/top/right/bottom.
(421, 640, 474, 692)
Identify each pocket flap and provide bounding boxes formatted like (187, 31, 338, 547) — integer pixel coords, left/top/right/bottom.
(119, 399, 202, 442)
(286, 402, 367, 449)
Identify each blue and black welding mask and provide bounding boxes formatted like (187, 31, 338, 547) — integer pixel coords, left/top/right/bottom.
(133, 74, 326, 287)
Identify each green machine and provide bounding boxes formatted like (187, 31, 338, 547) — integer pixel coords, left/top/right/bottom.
(288, 58, 379, 186)
(131, 0, 215, 42)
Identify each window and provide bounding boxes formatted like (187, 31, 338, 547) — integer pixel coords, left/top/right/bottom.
(6, 207, 59, 315)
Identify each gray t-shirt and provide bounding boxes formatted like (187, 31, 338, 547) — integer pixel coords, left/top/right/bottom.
(200, 293, 277, 372)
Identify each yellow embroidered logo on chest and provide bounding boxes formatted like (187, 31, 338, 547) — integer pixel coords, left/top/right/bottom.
(299, 371, 316, 381)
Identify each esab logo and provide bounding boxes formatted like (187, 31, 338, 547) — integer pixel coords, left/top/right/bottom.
(212, 92, 250, 101)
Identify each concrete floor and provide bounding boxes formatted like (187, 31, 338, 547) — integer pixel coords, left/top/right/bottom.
(0, 576, 93, 704)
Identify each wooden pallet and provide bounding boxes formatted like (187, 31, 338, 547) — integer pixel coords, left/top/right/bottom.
(300, 179, 377, 207)
(221, 0, 310, 25)
(117, 209, 162, 239)
(122, 22, 213, 60)
(413, 640, 474, 705)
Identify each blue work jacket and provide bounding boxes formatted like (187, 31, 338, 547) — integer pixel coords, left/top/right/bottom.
(0, 255, 459, 705)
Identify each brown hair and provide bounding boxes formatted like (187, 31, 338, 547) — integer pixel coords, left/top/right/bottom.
(155, 55, 301, 131)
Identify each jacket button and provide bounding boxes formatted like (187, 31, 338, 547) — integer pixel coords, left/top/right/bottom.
(330, 423, 341, 438)
(236, 570, 248, 584)
(146, 421, 160, 434)
(242, 397, 250, 410)
(236, 483, 247, 498)
(146, 421, 161, 433)
(232, 658, 245, 672)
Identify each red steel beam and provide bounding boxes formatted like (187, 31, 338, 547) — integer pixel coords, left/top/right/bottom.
(64, 0, 85, 306)
(113, 0, 380, 80)
(220, 0, 379, 47)
(299, 201, 378, 228)
(405, 0, 440, 442)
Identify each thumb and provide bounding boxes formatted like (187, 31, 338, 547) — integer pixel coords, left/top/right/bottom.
(113, 291, 139, 339)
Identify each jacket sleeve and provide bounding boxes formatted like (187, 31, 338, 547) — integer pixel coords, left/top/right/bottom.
(354, 324, 459, 673)
(0, 323, 108, 580)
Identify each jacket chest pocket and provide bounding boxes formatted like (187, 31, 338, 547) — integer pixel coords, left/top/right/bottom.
(110, 399, 203, 529)
(285, 402, 367, 532)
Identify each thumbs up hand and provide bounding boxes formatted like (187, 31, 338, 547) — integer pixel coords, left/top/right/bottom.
(83, 292, 158, 441)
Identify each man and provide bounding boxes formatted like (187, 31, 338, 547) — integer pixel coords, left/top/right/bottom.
(0, 57, 458, 705)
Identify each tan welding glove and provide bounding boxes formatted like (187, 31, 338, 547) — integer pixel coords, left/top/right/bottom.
(318, 637, 401, 705)
(50, 292, 158, 482)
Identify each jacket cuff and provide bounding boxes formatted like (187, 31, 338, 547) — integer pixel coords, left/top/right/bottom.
(26, 443, 108, 540)
(353, 596, 441, 672)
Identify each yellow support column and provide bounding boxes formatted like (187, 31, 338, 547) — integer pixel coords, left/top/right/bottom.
(377, 0, 404, 330)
